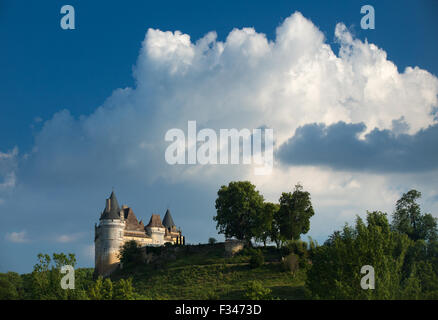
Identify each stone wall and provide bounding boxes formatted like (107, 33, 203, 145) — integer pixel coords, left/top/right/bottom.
(95, 219, 125, 277)
(224, 239, 245, 256)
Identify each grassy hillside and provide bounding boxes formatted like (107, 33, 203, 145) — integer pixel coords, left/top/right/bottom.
(111, 243, 308, 299)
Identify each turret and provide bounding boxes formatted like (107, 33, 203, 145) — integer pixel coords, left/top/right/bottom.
(145, 214, 166, 245)
(162, 209, 176, 232)
(94, 191, 125, 276)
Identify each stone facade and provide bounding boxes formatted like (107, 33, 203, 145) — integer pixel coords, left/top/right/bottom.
(94, 191, 184, 276)
(224, 239, 245, 256)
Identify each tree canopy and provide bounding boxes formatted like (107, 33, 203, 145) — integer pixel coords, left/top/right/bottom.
(392, 189, 438, 242)
(277, 184, 315, 241)
(214, 181, 315, 247)
(214, 181, 265, 244)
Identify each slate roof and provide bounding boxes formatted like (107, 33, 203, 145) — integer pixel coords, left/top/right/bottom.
(123, 207, 145, 232)
(162, 209, 176, 229)
(146, 214, 165, 228)
(100, 191, 121, 220)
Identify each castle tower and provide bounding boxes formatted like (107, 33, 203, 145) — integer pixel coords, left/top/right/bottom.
(94, 191, 125, 276)
(145, 214, 166, 245)
(162, 209, 176, 231)
(162, 209, 185, 245)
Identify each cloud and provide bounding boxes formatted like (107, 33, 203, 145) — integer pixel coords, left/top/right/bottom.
(55, 233, 84, 243)
(5, 230, 29, 243)
(0, 147, 18, 183)
(1, 11, 438, 271)
(0, 147, 18, 204)
(18, 12, 438, 190)
(277, 121, 438, 173)
(249, 165, 402, 236)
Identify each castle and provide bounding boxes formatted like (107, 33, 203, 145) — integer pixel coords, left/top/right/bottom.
(94, 191, 184, 276)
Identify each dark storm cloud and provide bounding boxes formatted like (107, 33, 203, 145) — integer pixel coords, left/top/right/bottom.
(277, 121, 438, 173)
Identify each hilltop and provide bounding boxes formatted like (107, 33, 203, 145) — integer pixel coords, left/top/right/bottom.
(110, 243, 307, 300)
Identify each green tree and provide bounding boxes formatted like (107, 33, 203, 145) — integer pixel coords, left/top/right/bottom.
(88, 276, 104, 300)
(88, 277, 114, 300)
(269, 208, 283, 248)
(307, 211, 414, 299)
(277, 184, 314, 242)
(113, 278, 135, 300)
(392, 190, 438, 242)
(248, 248, 265, 269)
(253, 202, 278, 247)
(214, 181, 264, 245)
(282, 240, 310, 269)
(244, 280, 272, 300)
(102, 278, 113, 300)
(414, 260, 438, 294)
(119, 240, 144, 270)
(29, 252, 81, 300)
(0, 272, 22, 300)
(30, 253, 52, 299)
(208, 237, 217, 245)
(427, 240, 438, 274)
(282, 253, 300, 274)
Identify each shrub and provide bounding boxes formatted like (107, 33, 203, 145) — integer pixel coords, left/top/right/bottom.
(119, 240, 144, 270)
(204, 289, 220, 300)
(88, 276, 105, 300)
(244, 280, 272, 300)
(0, 272, 22, 300)
(282, 240, 308, 258)
(306, 212, 418, 299)
(249, 248, 264, 269)
(113, 278, 135, 300)
(282, 253, 299, 274)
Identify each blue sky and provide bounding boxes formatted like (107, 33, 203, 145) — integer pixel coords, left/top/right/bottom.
(1, 0, 438, 273)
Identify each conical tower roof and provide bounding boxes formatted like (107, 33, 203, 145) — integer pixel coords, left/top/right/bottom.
(162, 209, 175, 229)
(146, 214, 165, 228)
(123, 207, 144, 231)
(100, 191, 121, 220)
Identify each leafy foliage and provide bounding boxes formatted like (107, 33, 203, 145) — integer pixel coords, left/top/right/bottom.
(214, 181, 264, 244)
(119, 240, 145, 270)
(282, 253, 300, 274)
(26, 252, 88, 300)
(113, 278, 135, 300)
(0, 272, 22, 300)
(306, 211, 438, 299)
(248, 248, 265, 269)
(277, 184, 315, 241)
(392, 190, 438, 242)
(214, 181, 314, 248)
(244, 280, 273, 300)
(88, 276, 134, 300)
(254, 202, 278, 247)
(2, 185, 437, 301)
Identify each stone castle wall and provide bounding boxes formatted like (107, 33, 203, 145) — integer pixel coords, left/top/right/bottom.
(95, 223, 176, 276)
(95, 219, 125, 277)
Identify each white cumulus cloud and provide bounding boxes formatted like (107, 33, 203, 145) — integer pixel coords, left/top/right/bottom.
(5, 230, 29, 243)
(2, 11, 437, 251)
(55, 233, 84, 243)
(0, 147, 18, 204)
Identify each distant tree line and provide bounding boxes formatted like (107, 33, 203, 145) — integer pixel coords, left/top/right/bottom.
(214, 181, 438, 299)
(0, 252, 135, 300)
(306, 189, 438, 299)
